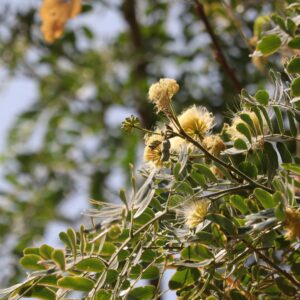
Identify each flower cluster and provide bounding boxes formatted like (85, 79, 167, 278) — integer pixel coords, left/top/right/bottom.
(148, 78, 179, 113)
(177, 105, 214, 141)
(143, 131, 165, 167)
(183, 199, 210, 229)
(40, 0, 81, 43)
(144, 78, 225, 166)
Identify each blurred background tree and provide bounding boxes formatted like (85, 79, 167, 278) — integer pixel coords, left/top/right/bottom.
(0, 0, 281, 286)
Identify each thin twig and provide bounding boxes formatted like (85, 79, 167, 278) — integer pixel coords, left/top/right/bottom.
(193, 0, 243, 93)
(241, 238, 300, 289)
(175, 129, 274, 193)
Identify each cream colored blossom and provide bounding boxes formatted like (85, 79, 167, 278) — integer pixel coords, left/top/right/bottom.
(178, 105, 214, 141)
(169, 136, 190, 154)
(148, 78, 179, 112)
(184, 199, 210, 229)
(143, 132, 164, 167)
(40, 0, 81, 43)
(284, 207, 300, 240)
(203, 135, 225, 156)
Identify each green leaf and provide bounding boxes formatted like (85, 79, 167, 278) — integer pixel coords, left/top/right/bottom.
(257, 34, 281, 55)
(168, 194, 183, 209)
(288, 36, 300, 49)
(95, 290, 112, 300)
(254, 188, 276, 209)
(127, 285, 155, 300)
(282, 163, 300, 175)
(253, 15, 270, 38)
(275, 277, 297, 296)
(252, 106, 265, 135)
(174, 181, 194, 195)
(19, 285, 55, 300)
(76, 257, 105, 272)
(108, 224, 122, 240)
(239, 161, 258, 179)
(193, 164, 217, 183)
(277, 142, 293, 163)
(230, 195, 248, 214)
(286, 18, 296, 36)
(263, 142, 278, 179)
(254, 89, 269, 106)
(206, 213, 237, 235)
(287, 57, 300, 74)
(67, 228, 77, 260)
(80, 225, 87, 256)
(105, 269, 119, 284)
(181, 244, 214, 262)
(23, 247, 40, 255)
(274, 194, 285, 221)
(169, 268, 200, 290)
(234, 138, 248, 150)
(39, 244, 54, 260)
(20, 254, 45, 271)
(287, 111, 297, 137)
(57, 276, 94, 292)
(100, 242, 117, 256)
(142, 266, 160, 280)
(59, 231, 72, 251)
(141, 249, 157, 262)
(229, 289, 248, 300)
(236, 123, 252, 143)
(119, 188, 127, 206)
(52, 249, 65, 271)
(39, 275, 59, 287)
(273, 107, 284, 134)
(291, 77, 300, 97)
(240, 113, 257, 136)
(134, 208, 155, 228)
(258, 105, 273, 133)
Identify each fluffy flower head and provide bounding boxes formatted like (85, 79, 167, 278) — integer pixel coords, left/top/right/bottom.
(184, 199, 210, 229)
(143, 132, 164, 167)
(203, 135, 225, 156)
(40, 0, 81, 43)
(178, 105, 214, 140)
(148, 78, 179, 112)
(284, 207, 300, 240)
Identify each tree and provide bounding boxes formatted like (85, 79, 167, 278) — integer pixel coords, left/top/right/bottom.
(2, 0, 300, 299)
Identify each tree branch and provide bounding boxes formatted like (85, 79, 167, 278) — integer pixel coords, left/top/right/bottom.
(242, 238, 300, 289)
(193, 0, 243, 93)
(120, 0, 153, 128)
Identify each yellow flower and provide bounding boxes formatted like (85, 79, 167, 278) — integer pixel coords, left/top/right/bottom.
(143, 132, 164, 167)
(40, 0, 81, 43)
(178, 105, 214, 141)
(184, 199, 210, 229)
(202, 135, 225, 156)
(169, 136, 190, 154)
(284, 207, 300, 240)
(148, 78, 179, 112)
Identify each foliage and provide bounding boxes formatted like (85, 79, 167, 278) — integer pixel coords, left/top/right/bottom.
(2, 0, 300, 299)
(0, 0, 273, 285)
